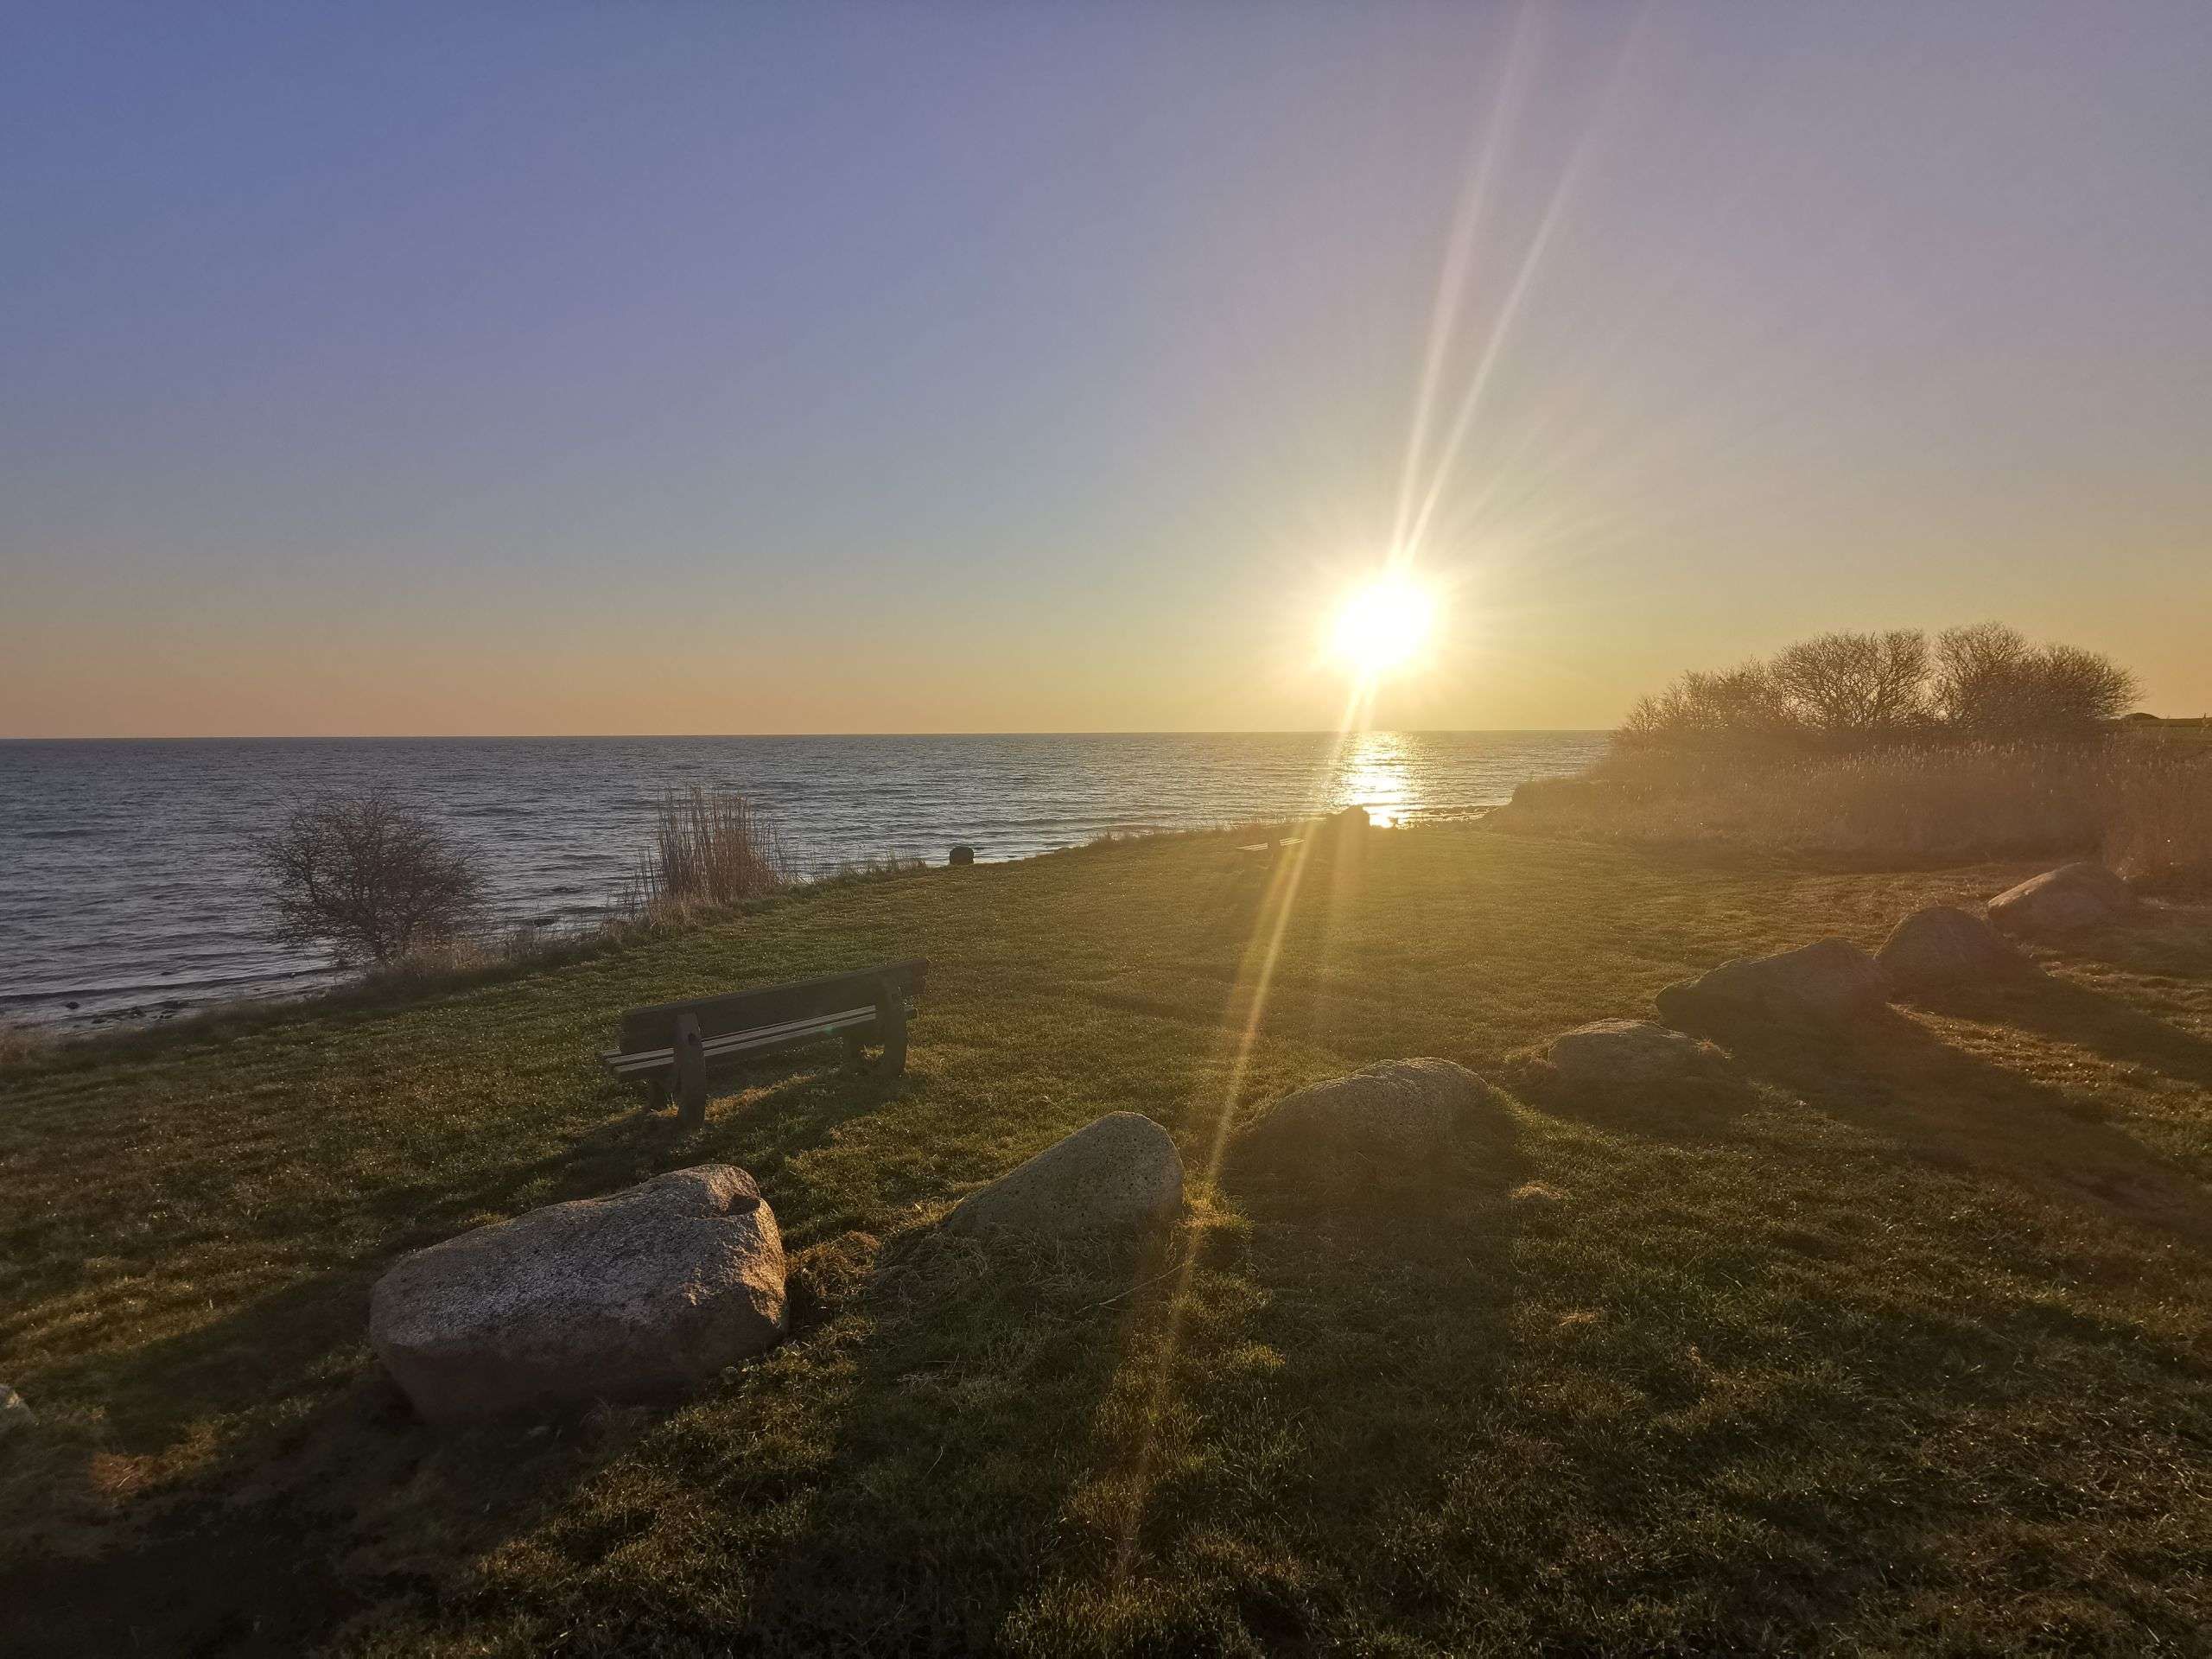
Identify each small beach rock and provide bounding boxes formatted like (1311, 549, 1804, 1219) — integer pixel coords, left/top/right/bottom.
(1987, 862, 2136, 937)
(1877, 905, 2030, 989)
(946, 1112, 1184, 1238)
(1542, 1018, 1717, 1084)
(1230, 1058, 1497, 1191)
(949, 844, 976, 867)
(1656, 938, 1891, 1032)
(0, 1384, 33, 1434)
(370, 1165, 786, 1424)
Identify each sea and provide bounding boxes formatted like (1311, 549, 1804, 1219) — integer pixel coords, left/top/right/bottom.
(0, 731, 1605, 1029)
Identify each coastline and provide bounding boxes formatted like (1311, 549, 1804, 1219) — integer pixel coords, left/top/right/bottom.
(0, 732, 1604, 1033)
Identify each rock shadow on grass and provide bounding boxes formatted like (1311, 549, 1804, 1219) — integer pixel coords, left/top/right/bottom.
(1719, 1007, 2212, 1246)
(1906, 971, 2212, 1093)
(1502, 1033, 1761, 1144)
(750, 1205, 1220, 1649)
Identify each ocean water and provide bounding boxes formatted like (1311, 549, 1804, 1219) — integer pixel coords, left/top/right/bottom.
(0, 731, 1605, 1028)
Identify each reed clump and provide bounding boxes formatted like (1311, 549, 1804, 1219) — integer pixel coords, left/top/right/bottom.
(620, 785, 795, 918)
(2101, 746, 2212, 890)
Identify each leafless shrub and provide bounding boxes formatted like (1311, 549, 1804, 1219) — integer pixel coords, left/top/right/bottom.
(1934, 622, 2140, 740)
(620, 786, 793, 918)
(1770, 629, 1932, 741)
(1618, 623, 2136, 756)
(1618, 661, 1802, 753)
(253, 791, 485, 966)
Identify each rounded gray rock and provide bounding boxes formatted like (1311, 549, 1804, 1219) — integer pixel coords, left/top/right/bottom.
(1987, 862, 2135, 938)
(1544, 1019, 1714, 1083)
(1230, 1058, 1494, 1188)
(946, 1111, 1184, 1238)
(1656, 938, 1891, 1031)
(1877, 905, 2029, 988)
(370, 1164, 786, 1424)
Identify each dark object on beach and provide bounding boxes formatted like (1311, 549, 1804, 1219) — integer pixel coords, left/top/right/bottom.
(949, 844, 976, 866)
(1656, 938, 1891, 1032)
(1332, 804, 1372, 830)
(602, 958, 928, 1128)
(252, 790, 483, 965)
(1877, 905, 2030, 989)
(1987, 861, 2137, 938)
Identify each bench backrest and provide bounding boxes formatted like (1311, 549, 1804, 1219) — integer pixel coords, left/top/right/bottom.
(617, 958, 928, 1054)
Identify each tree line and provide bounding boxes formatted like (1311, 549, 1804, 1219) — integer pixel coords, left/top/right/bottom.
(1618, 623, 2139, 753)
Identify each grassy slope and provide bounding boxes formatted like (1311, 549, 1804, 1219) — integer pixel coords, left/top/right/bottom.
(3, 826, 2211, 1656)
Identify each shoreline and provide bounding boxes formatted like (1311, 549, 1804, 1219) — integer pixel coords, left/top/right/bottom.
(6, 809, 1506, 1044)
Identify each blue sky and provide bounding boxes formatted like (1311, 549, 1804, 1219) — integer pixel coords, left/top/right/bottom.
(5, 2, 2209, 734)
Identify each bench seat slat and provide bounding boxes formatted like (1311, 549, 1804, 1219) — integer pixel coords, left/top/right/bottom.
(601, 1003, 899, 1075)
(617, 957, 927, 1054)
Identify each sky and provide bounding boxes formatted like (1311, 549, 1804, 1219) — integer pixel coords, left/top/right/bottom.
(5, 2, 2209, 737)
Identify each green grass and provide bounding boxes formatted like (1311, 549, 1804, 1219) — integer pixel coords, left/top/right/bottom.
(4, 825, 2211, 1655)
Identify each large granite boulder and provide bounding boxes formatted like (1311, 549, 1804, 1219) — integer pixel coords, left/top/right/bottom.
(1541, 1018, 1719, 1084)
(946, 1112, 1184, 1239)
(1230, 1058, 1497, 1192)
(1876, 905, 2030, 990)
(370, 1165, 786, 1424)
(1656, 938, 1891, 1032)
(1987, 862, 2136, 938)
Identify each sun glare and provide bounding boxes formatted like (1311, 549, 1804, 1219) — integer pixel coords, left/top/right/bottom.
(1331, 576, 1436, 677)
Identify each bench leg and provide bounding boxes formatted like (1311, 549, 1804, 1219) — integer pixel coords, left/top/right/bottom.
(874, 978, 908, 1077)
(674, 1012, 708, 1130)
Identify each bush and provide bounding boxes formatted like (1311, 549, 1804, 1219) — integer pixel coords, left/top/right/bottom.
(253, 791, 485, 966)
(1618, 623, 2136, 755)
(1932, 622, 2140, 740)
(623, 786, 792, 916)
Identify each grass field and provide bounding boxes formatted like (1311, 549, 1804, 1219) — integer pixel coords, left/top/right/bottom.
(5, 825, 2212, 1655)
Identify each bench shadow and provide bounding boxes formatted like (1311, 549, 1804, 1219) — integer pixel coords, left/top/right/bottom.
(1719, 1008, 2212, 1246)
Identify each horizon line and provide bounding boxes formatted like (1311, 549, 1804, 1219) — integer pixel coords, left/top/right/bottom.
(0, 727, 1616, 744)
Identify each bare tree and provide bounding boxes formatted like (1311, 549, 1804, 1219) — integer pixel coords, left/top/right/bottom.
(1618, 623, 2139, 757)
(1770, 629, 1930, 742)
(1934, 623, 2139, 740)
(254, 791, 484, 965)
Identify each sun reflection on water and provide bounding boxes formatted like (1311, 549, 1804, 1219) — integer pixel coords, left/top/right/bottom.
(1332, 730, 1416, 827)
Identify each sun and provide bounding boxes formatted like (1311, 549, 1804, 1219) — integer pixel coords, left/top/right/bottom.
(1331, 575, 1436, 677)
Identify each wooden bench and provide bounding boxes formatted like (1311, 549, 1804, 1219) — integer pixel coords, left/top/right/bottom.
(601, 958, 927, 1128)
